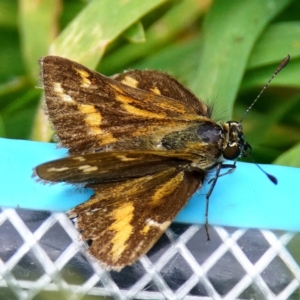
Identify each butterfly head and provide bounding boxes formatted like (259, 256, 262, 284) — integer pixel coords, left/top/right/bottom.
(222, 121, 251, 160)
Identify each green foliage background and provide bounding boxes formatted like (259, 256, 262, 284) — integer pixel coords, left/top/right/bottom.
(0, 0, 300, 167)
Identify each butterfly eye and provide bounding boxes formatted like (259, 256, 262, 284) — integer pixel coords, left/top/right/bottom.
(223, 145, 240, 160)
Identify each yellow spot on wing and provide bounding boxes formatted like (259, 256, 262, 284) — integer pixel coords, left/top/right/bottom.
(83, 166, 98, 173)
(121, 76, 138, 88)
(114, 92, 166, 119)
(74, 68, 90, 78)
(78, 165, 98, 173)
(48, 167, 69, 172)
(53, 82, 74, 103)
(159, 101, 185, 114)
(115, 155, 139, 162)
(159, 220, 171, 231)
(110, 83, 197, 119)
(122, 102, 166, 119)
(140, 224, 150, 235)
(150, 86, 161, 95)
(146, 219, 171, 231)
(77, 104, 117, 144)
(152, 172, 184, 206)
(53, 82, 63, 93)
(78, 104, 102, 133)
(108, 203, 134, 263)
(74, 67, 91, 87)
(78, 104, 98, 114)
(72, 156, 86, 162)
(139, 219, 171, 235)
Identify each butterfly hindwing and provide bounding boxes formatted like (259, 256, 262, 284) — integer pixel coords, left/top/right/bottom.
(68, 167, 204, 270)
(112, 69, 211, 116)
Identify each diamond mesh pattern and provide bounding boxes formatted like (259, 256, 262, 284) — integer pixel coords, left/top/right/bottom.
(0, 207, 299, 300)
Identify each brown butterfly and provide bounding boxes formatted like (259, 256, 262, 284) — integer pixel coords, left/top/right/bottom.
(35, 55, 289, 270)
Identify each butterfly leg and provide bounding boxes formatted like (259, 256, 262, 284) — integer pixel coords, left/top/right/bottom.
(205, 162, 237, 240)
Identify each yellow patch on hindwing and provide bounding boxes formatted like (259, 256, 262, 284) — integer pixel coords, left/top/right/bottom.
(151, 172, 184, 206)
(108, 202, 134, 262)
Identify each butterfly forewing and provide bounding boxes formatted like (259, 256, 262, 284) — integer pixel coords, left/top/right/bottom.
(35, 150, 198, 183)
(40, 56, 213, 154)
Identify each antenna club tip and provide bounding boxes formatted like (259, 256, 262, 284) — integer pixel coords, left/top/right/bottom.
(280, 54, 290, 69)
(268, 174, 278, 185)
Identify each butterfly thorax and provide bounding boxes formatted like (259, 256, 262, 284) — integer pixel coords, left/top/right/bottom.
(158, 120, 226, 170)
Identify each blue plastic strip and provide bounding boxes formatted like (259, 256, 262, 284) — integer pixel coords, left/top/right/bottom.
(1, 137, 299, 232)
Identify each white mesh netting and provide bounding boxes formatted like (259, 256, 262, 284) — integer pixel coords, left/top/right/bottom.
(0, 208, 299, 300)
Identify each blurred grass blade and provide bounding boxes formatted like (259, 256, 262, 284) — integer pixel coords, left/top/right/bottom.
(123, 21, 146, 43)
(0, 77, 28, 98)
(0, 115, 5, 137)
(248, 22, 300, 69)
(0, 1, 18, 28)
(51, 0, 166, 68)
(244, 94, 300, 145)
(131, 37, 202, 82)
(99, 0, 211, 74)
(242, 59, 300, 90)
(274, 143, 300, 167)
(191, 0, 292, 118)
(19, 0, 61, 82)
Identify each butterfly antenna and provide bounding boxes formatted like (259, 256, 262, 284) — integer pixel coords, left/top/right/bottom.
(250, 157, 278, 184)
(241, 55, 290, 185)
(240, 55, 290, 123)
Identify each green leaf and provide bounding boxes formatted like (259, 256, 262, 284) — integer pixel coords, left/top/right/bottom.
(248, 22, 300, 69)
(130, 37, 202, 82)
(51, 0, 166, 68)
(0, 113, 5, 137)
(99, 0, 209, 74)
(0, 1, 18, 28)
(274, 143, 300, 167)
(19, 0, 60, 81)
(123, 21, 146, 43)
(242, 59, 300, 90)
